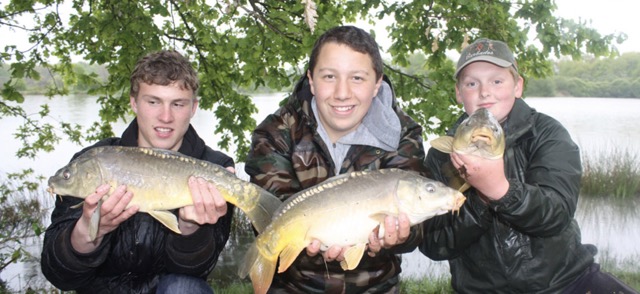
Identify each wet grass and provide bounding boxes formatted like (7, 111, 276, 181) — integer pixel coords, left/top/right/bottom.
(581, 146, 640, 199)
(597, 251, 640, 290)
(212, 268, 639, 294)
(211, 277, 454, 294)
(399, 276, 453, 293)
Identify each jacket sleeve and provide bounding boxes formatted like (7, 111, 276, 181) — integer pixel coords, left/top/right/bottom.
(163, 213, 233, 277)
(486, 117, 582, 237)
(244, 111, 303, 200)
(419, 147, 493, 260)
(40, 196, 114, 290)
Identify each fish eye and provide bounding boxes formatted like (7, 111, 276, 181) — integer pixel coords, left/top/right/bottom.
(63, 170, 71, 180)
(426, 183, 436, 193)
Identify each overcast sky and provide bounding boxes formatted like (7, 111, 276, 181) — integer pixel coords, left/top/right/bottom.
(1, 0, 636, 62)
(554, 0, 636, 53)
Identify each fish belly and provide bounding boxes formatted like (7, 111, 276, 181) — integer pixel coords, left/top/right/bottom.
(308, 212, 378, 249)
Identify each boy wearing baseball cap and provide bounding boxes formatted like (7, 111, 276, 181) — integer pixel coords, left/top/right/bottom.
(419, 38, 636, 293)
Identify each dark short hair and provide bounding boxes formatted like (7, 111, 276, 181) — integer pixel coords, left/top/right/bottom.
(307, 26, 383, 81)
(129, 50, 199, 99)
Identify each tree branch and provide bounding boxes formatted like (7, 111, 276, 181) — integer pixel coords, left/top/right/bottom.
(383, 64, 432, 90)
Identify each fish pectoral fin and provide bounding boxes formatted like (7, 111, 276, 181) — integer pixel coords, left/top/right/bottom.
(278, 242, 307, 273)
(369, 213, 392, 239)
(340, 243, 367, 271)
(70, 201, 85, 209)
(148, 210, 182, 235)
(458, 182, 471, 193)
(430, 136, 454, 153)
(89, 199, 102, 242)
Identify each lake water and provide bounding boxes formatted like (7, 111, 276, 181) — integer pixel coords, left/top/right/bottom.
(1, 96, 639, 291)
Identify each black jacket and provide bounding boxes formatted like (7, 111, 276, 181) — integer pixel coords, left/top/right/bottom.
(420, 99, 595, 293)
(41, 119, 234, 294)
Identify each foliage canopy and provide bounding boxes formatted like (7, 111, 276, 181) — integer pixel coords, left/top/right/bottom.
(1, 0, 624, 162)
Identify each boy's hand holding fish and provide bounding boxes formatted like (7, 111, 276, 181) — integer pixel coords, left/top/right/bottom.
(451, 152, 509, 201)
(368, 213, 411, 254)
(71, 184, 138, 253)
(179, 167, 235, 235)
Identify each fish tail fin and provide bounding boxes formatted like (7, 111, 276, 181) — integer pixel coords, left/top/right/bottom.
(243, 188, 281, 234)
(238, 240, 277, 294)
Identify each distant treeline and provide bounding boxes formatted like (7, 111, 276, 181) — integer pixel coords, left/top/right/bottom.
(526, 52, 640, 98)
(3, 52, 640, 98)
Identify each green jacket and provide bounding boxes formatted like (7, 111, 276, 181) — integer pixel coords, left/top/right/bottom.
(420, 99, 595, 293)
(245, 75, 428, 293)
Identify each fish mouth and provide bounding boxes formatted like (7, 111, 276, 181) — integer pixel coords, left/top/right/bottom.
(451, 193, 466, 215)
(46, 186, 55, 198)
(470, 128, 495, 146)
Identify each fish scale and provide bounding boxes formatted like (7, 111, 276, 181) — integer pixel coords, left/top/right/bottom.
(47, 146, 282, 239)
(238, 168, 466, 294)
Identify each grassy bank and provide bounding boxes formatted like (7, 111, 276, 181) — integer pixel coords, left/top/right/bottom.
(212, 268, 640, 293)
(212, 264, 640, 294)
(581, 146, 640, 199)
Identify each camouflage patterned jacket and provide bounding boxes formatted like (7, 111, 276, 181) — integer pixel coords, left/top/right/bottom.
(245, 75, 428, 293)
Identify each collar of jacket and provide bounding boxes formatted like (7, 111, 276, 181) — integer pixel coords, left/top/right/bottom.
(503, 98, 536, 147)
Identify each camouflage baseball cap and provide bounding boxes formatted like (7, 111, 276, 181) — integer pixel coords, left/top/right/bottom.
(455, 38, 518, 78)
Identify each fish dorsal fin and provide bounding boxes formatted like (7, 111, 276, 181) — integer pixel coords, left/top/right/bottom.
(277, 175, 352, 217)
(340, 243, 367, 270)
(430, 136, 454, 154)
(148, 210, 181, 235)
(278, 241, 307, 273)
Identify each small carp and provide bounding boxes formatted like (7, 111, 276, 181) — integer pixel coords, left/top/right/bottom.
(237, 168, 465, 294)
(430, 107, 505, 191)
(47, 146, 282, 240)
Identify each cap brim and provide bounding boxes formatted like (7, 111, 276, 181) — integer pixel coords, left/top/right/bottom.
(455, 56, 514, 77)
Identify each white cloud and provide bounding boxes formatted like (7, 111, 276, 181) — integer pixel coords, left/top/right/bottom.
(554, 0, 636, 53)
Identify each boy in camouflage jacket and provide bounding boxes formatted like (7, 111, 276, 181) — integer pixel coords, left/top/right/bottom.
(245, 25, 428, 293)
